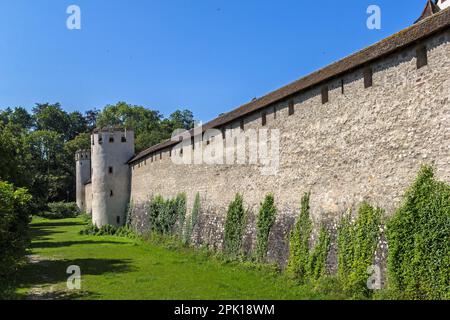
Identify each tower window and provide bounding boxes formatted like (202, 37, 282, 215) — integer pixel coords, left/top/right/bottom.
(288, 100, 294, 116)
(109, 136, 114, 143)
(109, 167, 113, 174)
(121, 136, 127, 143)
(160, 152, 162, 160)
(110, 190, 113, 197)
(341, 79, 345, 94)
(116, 216, 121, 225)
(222, 127, 226, 139)
(321, 86, 329, 104)
(364, 67, 373, 88)
(261, 112, 267, 126)
(180, 148, 184, 155)
(240, 119, 244, 131)
(416, 45, 428, 69)
(273, 106, 277, 119)
(98, 135, 103, 144)
(192, 137, 195, 150)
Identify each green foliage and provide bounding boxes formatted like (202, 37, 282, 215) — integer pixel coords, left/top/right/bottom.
(79, 222, 136, 239)
(287, 193, 313, 282)
(308, 227, 331, 281)
(0, 181, 32, 278)
(223, 194, 246, 257)
(147, 194, 187, 236)
(39, 202, 80, 219)
(96, 102, 195, 152)
(183, 192, 201, 245)
(386, 165, 450, 300)
(337, 202, 382, 297)
(256, 193, 277, 262)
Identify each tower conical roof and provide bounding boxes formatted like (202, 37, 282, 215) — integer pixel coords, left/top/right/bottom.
(415, 0, 441, 23)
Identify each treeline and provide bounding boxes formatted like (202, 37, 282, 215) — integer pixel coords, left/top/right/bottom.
(0, 101, 195, 209)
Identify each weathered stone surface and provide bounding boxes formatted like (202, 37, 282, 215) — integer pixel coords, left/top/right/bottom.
(129, 30, 450, 270)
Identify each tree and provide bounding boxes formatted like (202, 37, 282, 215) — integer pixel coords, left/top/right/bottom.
(33, 103, 71, 139)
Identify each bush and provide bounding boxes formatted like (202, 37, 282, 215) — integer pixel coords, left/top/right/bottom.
(387, 165, 450, 300)
(183, 192, 200, 245)
(79, 223, 136, 238)
(223, 194, 246, 257)
(0, 181, 32, 278)
(256, 194, 277, 262)
(40, 202, 79, 219)
(337, 202, 382, 298)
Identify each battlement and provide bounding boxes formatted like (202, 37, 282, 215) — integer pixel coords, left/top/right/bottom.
(75, 149, 91, 161)
(91, 128, 134, 146)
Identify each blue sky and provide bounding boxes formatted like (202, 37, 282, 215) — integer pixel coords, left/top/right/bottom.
(0, 0, 427, 122)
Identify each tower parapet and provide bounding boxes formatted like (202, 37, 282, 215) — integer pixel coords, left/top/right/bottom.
(75, 149, 91, 212)
(91, 127, 135, 227)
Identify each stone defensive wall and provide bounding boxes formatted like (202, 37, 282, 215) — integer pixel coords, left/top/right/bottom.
(128, 10, 450, 267)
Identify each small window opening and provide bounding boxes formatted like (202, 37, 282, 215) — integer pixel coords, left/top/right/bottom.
(98, 134, 103, 144)
(109, 136, 114, 143)
(109, 167, 113, 174)
(121, 136, 127, 143)
(273, 106, 277, 119)
(364, 67, 373, 88)
(116, 216, 121, 225)
(321, 86, 329, 104)
(288, 100, 294, 116)
(240, 119, 244, 131)
(341, 79, 345, 94)
(416, 45, 428, 69)
(261, 112, 267, 126)
(110, 190, 113, 197)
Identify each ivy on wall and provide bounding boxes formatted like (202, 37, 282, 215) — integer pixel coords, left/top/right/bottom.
(307, 227, 331, 281)
(183, 192, 200, 245)
(337, 202, 382, 297)
(387, 165, 450, 300)
(224, 193, 246, 257)
(147, 193, 187, 236)
(287, 193, 313, 282)
(256, 194, 277, 262)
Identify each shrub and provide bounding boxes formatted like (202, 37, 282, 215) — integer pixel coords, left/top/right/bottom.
(386, 165, 450, 300)
(183, 192, 200, 245)
(287, 192, 312, 282)
(256, 194, 277, 262)
(337, 202, 382, 298)
(224, 194, 246, 257)
(0, 181, 32, 278)
(40, 202, 79, 219)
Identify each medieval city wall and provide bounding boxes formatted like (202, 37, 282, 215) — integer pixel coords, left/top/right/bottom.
(129, 30, 450, 266)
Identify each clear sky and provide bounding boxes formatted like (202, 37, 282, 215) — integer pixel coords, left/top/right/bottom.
(0, 0, 427, 122)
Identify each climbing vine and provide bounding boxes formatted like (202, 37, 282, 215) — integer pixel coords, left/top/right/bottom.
(386, 165, 450, 300)
(307, 226, 331, 281)
(287, 193, 313, 282)
(147, 194, 186, 236)
(224, 193, 246, 257)
(183, 192, 200, 245)
(256, 193, 277, 262)
(337, 202, 382, 297)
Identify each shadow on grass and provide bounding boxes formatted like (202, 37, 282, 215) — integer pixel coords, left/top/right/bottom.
(31, 240, 128, 249)
(32, 221, 86, 228)
(15, 257, 134, 300)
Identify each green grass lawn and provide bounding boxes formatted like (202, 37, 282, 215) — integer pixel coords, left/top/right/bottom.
(12, 217, 340, 300)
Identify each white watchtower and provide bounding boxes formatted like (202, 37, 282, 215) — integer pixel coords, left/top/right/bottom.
(91, 127, 135, 227)
(75, 149, 91, 212)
